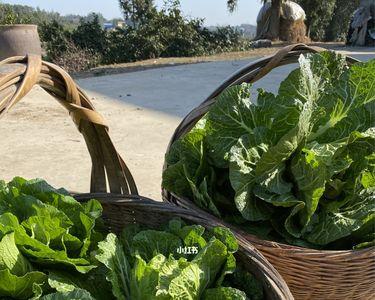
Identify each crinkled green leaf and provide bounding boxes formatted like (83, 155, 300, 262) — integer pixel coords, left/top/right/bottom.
(155, 256, 188, 298)
(9, 178, 102, 257)
(211, 227, 238, 253)
(96, 233, 130, 300)
(167, 263, 205, 299)
(206, 84, 277, 168)
(203, 287, 246, 300)
(171, 224, 207, 249)
(129, 255, 160, 300)
(47, 268, 111, 299)
(0, 213, 94, 274)
(0, 268, 47, 299)
(193, 238, 228, 288)
(223, 266, 264, 300)
(229, 132, 274, 221)
(40, 288, 94, 300)
(131, 230, 182, 262)
(305, 190, 375, 245)
(291, 140, 350, 227)
(311, 59, 375, 143)
(0, 232, 32, 276)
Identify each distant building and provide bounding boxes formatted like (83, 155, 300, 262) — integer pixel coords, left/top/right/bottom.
(103, 22, 115, 30)
(116, 21, 126, 28)
(103, 20, 126, 31)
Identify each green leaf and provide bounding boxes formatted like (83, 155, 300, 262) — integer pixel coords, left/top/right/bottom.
(167, 263, 205, 299)
(311, 59, 375, 143)
(47, 269, 112, 300)
(131, 230, 182, 262)
(229, 132, 273, 221)
(0, 177, 101, 273)
(253, 186, 301, 208)
(215, 253, 236, 287)
(305, 190, 375, 245)
(155, 256, 187, 298)
(193, 238, 228, 288)
(0, 213, 94, 274)
(0, 232, 32, 276)
(223, 266, 264, 300)
(203, 287, 246, 300)
(187, 175, 221, 218)
(206, 84, 276, 168)
(0, 268, 47, 299)
(172, 224, 207, 249)
(163, 123, 208, 197)
(40, 288, 95, 300)
(284, 202, 306, 238)
(163, 122, 221, 217)
(211, 227, 238, 253)
(291, 140, 350, 227)
(96, 233, 130, 300)
(11, 178, 103, 256)
(129, 255, 160, 300)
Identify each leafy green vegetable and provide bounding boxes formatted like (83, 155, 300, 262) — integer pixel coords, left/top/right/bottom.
(95, 219, 263, 299)
(47, 269, 111, 299)
(0, 177, 263, 299)
(96, 233, 131, 300)
(0, 177, 104, 299)
(163, 53, 375, 250)
(40, 288, 95, 300)
(0, 269, 46, 299)
(203, 287, 247, 300)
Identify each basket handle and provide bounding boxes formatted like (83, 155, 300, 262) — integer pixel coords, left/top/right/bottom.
(0, 55, 138, 195)
(169, 44, 360, 142)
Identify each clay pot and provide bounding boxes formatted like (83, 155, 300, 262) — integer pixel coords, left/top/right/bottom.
(0, 25, 42, 61)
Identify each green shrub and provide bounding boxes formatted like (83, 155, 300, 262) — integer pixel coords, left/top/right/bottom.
(2, 1, 252, 71)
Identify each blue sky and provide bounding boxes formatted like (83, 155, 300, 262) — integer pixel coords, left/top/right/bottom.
(2, 0, 262, 25)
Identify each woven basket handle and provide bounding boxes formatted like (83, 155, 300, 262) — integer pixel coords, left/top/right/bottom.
(170, 43, 359, 141)
(0, 55, 138, 195)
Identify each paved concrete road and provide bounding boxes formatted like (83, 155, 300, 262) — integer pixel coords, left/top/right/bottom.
(0, 50, 373, 199)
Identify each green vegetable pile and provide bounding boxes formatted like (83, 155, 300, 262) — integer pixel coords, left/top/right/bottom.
(163, 52, 375, 250)
(0, 177, 106, 299)
(96, 219, 263, 300)
(0, 177, 263, 299)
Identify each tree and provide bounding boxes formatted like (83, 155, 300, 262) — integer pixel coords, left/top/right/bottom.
(72, 14, 107, 54)
(228, 0, 284, 40)
(325, 0, 360, 41)
(118, 0, 156, 28)
(295, 0, 336, 40)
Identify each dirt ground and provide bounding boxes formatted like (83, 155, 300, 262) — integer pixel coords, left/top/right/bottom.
(75, 42, 368, 78)
(0, 46, 373, 200)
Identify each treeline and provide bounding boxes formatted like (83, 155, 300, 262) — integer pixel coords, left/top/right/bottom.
(0, 3, 110, 30)
(296, 0, 359, 41)
(0, 1, 252, 72)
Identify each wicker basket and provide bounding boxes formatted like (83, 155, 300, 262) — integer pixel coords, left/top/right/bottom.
(0, 55, 293, 300)
(162, 44, 375, 300)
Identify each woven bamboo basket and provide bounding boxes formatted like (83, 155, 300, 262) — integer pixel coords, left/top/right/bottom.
(163, 44, 375, 300)
(0, 55, 293, 300)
